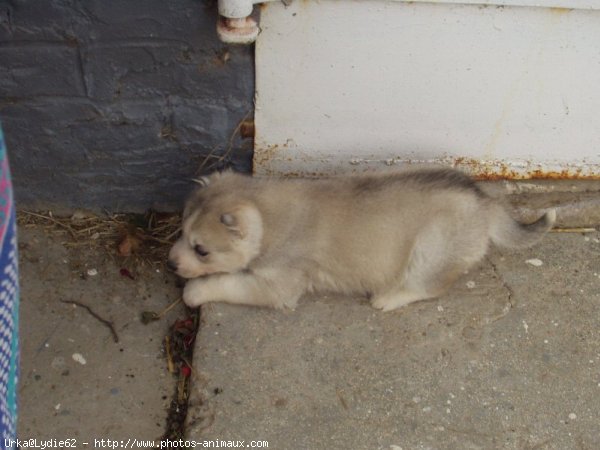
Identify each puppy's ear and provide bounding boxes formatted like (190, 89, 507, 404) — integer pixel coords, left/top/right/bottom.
(220, 212, 242, 238)
(220, 213, 237, 228)
(183, 175, 213, 219)
(220, 204, 262, 241)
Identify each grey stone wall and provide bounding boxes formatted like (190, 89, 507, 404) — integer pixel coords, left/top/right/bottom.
(0, 0, 254, 212)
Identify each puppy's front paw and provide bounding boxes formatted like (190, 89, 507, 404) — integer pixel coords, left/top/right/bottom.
(183, 280, 206, 308)
(370, 296, 388, 311)
(370, 294, 402, 312)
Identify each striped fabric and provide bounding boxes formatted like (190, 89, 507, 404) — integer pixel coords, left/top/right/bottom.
(0, 126, 18, 447)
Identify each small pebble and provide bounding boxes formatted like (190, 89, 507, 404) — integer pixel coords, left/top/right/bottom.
(87, 268, 98, 276)
(525, 259, 543, 267)
(466, 281, 476, 289)
(568, 413, 577, 420)
(72, 353, 87, 365)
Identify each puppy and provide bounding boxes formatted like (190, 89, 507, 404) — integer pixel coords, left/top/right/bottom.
(168, 168, 555, 312)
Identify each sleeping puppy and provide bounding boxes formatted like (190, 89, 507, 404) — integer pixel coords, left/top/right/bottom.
(168, 168, 555, 312)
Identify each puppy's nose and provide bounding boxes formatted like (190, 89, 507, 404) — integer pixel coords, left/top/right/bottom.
(166, 259, 178, 272)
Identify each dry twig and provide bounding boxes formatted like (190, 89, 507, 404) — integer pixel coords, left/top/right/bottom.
(141, 297, 183, 324)
(61, 300, 119, 343)
(20, 211, 78, 239)
(17, 210, 182, 268)
(196, 110, 252, 174)
(550, 227, 597, 233)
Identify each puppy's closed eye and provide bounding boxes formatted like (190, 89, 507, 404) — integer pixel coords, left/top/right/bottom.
(194, 244, 210, 257)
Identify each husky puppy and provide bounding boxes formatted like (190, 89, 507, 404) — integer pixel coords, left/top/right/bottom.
(168, 168, 555, 312)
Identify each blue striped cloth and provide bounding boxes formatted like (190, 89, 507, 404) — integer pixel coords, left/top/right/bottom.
(0, 126, 18, 448)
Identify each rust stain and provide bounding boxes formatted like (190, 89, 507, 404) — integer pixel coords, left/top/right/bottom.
(240, 120, 255, 139)
(260, 167, 600, 181)
(253, 141, 600, 180)
(255, 154, 600, 180)
(254, 139, 299, 166)
(451, 157, 600, 181)
(549, 7, 572, 16)
(281, 138, 295, 148)
(253, 144, 280, 168)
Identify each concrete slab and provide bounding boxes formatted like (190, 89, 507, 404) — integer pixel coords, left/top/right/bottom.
(15, 183, 600, 447)
(18, 226, 185, 441)
(187, 232, 600, 449)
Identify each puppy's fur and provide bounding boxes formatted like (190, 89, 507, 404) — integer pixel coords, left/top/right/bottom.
(169, 168, 555, 312)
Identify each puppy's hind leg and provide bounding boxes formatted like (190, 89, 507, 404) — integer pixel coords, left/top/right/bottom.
(372, 248, 469, 312)
(183, 267, 306, 309)
(371, 266, 464, 312)
(372, 222, 488, 312)
(371, 288, 434, 312)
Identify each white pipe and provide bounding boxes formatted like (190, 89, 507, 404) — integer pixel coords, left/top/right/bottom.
(218, 0, 254, 19)
(217, 0, 279, 44)
(218, 0, 279, 19)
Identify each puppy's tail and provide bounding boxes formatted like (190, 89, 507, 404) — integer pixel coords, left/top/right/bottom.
(490, 207, 556, 248)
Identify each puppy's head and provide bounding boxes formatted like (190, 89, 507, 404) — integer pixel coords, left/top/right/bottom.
(168, 176, 263, 278)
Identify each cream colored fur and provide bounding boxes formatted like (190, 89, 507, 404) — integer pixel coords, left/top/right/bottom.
(168, 168, 555, 312)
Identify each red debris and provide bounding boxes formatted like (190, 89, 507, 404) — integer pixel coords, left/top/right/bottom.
(119, 268, 135, 280)
(180, 365, 192, 378)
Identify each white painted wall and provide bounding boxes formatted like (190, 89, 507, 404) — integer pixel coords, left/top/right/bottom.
(254, 0, 600, 178)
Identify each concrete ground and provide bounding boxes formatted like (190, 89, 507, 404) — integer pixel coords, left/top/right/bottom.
(18, 225, 185, 442)
(187, 232, 600, 450)
(17, 182, 600, 449)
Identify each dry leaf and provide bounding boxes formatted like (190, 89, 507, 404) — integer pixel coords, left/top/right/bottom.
(118, 233, 141, 256)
